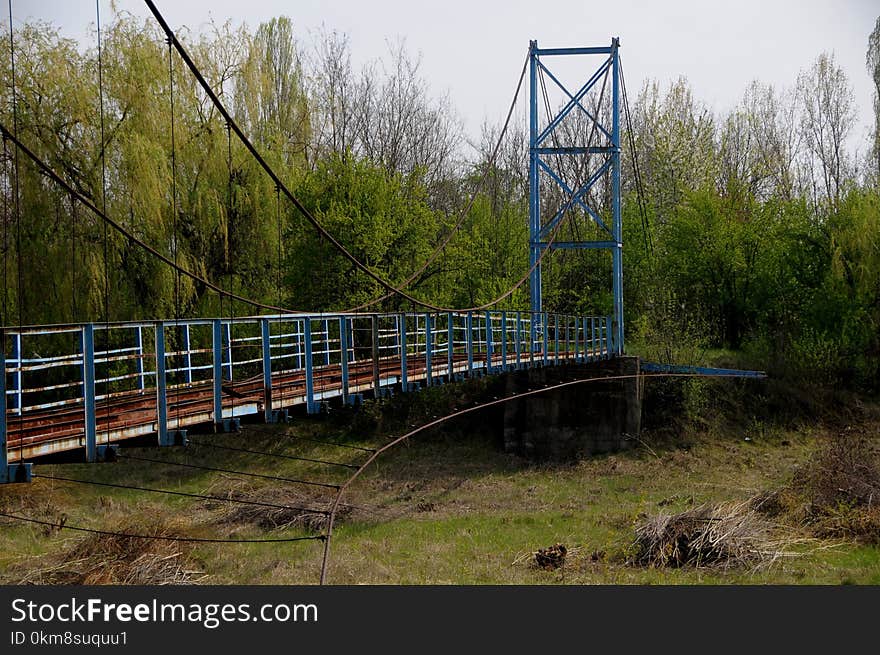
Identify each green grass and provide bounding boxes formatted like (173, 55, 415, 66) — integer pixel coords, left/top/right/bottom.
(1, 401, 878, 585)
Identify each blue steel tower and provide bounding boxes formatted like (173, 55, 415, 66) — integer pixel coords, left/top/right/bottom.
(528, 38, 623, 355)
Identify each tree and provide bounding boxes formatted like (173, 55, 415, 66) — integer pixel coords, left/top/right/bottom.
(796, 53, 856, 210)
(868, 16, 880, 183)
(235, 16, 310, 166)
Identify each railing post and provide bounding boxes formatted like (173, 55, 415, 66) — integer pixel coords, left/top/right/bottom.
(466, 311, 474, 376)
(0, 332, 30, 483)
(543, 312, 549, 366)
(296, 319, 304, 370)
(340, 317, 351, 404)
(566, 316, 572, 361)
(605, 316, 611, 358)
(590, 317, 596, 362)
(212, 319, 223, 428)
(135, 326, 145, 391)
(501, 311, 508, 371)
(322, 319, 331, 366)
(573, 317, 580, 362)
(81, 324, 97, 462)
(554, 314, 560, 365)
(447, 312, 454, 381)
(485, 311, 493, 373)
(155, 322, 172, 446)
(514, 311, 522, 369)
(304, 318, 318, 413)
(0, 338, 7, 472)
(182, 323, 193, 385)
(223, 322, 233, 381)
(603, 316, 608, 358)
(425, 313, 433, 386)
(371, 315, 381, 398)
(398, 314, 408, 392)
(528, 313, 535, 366)
(11, 333, 21, 413)
(261, 318, 273, 422)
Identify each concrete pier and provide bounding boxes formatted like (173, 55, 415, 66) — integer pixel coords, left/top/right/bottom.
(502, 356, 641, 460)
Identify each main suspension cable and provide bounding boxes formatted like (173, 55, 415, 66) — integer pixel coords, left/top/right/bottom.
(619, 55, 653, 256)
(144, 1, 557, 315)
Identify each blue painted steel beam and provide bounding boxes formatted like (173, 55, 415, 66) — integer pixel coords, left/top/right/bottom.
(535, 57, 613, 143)
(535, 146, 613, 155)
(425, 313, 433, 386)
(223, 322, 233, 381)
(398, 314, 407, 392)
(11, 333, 21, 413)
(590, 317, 596, 361)
(340, 316, 351, 403)
(155, 322, 170, 445)
(0, 338, 30, 484)
(514, 311, 522, 369)
(212, 319, 223, 428)
(484, 311, 493, 372)
(304, 319, 318, 414)
(640, 362, 767, 378)
(538, 240, 618, 250)
(528, 38, 624, 345)
(446, 312, 454, 381)
(501, 311, 508, 371)
(182, 324, 193, 385)
(261, 318, 273, 422)
(536, 56, 612, 146)
(535, 46, 613, 56)
(466, 312, 474, 375)
(82, 324, 97, 462)
(542, 312, 549, 366)
(528, 41, 542, 343)
(536, 157, 612, 235)
(554, 314, 559, 364)
(610, 38, 624, 355)
(135, 326, 145, 391)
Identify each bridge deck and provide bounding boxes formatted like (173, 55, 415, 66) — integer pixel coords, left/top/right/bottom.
(2, 311, 615, 466)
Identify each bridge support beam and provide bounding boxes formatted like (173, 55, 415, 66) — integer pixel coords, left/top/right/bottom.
(82, 324, 98, 462)
(305, 319, 319, 414)
(341, 316, 352, 403)
(424, 314, 433, 387)
(0, 337, 31, 483)
(528, 38, 625, 356)
(212, 319, 224, 428)
(261, 318, 274, 423)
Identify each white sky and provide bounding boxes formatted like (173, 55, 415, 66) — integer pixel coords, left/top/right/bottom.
(15, 0, 880, 156)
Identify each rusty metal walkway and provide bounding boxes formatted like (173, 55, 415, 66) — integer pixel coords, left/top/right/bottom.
(1, 311, 614, 480)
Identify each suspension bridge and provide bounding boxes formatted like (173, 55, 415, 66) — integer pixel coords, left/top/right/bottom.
(0, 0, 762, 496)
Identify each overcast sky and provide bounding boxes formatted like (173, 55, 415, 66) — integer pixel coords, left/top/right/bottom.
(15, 0, 880, 156)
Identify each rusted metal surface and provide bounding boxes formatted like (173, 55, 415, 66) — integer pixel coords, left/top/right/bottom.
(4, 349, 597, 463)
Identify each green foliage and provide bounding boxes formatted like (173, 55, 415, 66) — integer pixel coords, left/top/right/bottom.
(2, 11, 879, 392)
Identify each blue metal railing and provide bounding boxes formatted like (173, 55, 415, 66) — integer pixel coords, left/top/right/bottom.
(1, 310, 615, 476)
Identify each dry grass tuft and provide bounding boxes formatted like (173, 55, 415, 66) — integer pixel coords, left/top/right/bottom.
(9, 519, 205, 585)
(630, 500, 784, 569)
(201, 482, 349, 533)
(782, 430, 880, 543)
